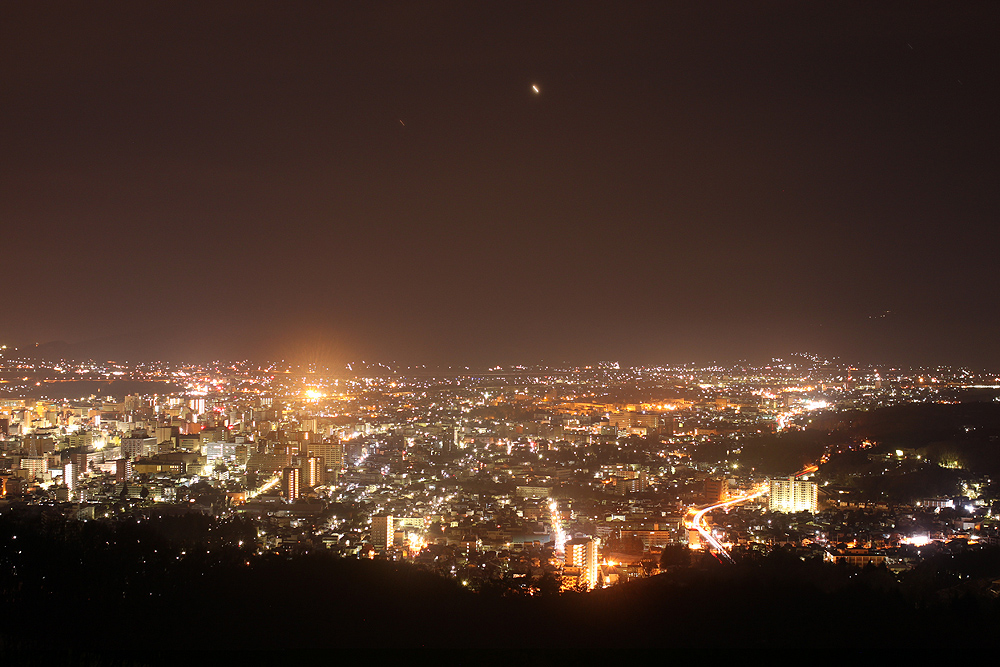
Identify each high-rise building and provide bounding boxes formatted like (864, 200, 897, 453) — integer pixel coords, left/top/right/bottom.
(22, 434, 54, 457)
(372, 515, 394, 550)
(115, 458, 133, 483)
(303, 456, 322, 488)
(704, 478, 727, 503)
(769, 476, 818, 513)
(124, 395, 148, 414)
(69, 450, 87, 483)
(307, 440, 343, 482)
(282, 466, 301, 500)
(121, 430, 157, 459)
(19, 457, 46, 480)
(63, 461, 77, 491)
(247, 449, 293, 476)
(565, 537, 600, 589)
(155, 425, 178, 446)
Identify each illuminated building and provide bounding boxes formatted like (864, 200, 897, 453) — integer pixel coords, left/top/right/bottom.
(704, 478, 727, 503)
(688, 527, 701, 549)
(22, 434, 54, 457)
(124, 394, 148, 414)
(282, 466, 301, 500)
(303, 456, 321, 488)
(826, 548, 886, 568)
(63, 461, 77, 491)
(247, 449, 293, 476)
(156, 425, 180, 444)
(564, 537, 600, 589)
(769, 476, 818, 513)
(613, 471, 648, 495)
(516, 485, 553, 498)
(307, 440, 343, 482)
(620, 529, 675, 549)
(372, 515, 394, 550)
(66, 432, 93, 449)
(176, 434, 202, 451)
(115, 458, 133, 482)
(69, 450, 88, 483)
(204, 441, 238, 460)
(0, 475, 23, 498)
(121, 430, 157, 459)
(18, 457, 46, 480)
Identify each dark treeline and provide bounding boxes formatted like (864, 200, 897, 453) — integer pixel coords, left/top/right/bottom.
(726, 429, 831, 474)
(2, 510, 999, 661)
(810, 401, 1000, 459)
(731, 401, 1000, 481)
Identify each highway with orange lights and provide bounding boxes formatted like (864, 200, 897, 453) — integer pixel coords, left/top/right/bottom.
(688, 485, 768, 563)
(688, 465, 817, 562)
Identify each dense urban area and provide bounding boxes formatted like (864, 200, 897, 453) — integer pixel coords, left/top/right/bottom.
(4, 350, 1000, 654)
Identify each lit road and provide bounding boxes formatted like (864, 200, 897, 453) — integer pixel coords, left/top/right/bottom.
(246, 474, 280, 499)
(689, 465, 817, 562)
(688, 485, 768, 563)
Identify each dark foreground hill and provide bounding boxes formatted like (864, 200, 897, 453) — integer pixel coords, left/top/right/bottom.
(2, 511, 998, 664)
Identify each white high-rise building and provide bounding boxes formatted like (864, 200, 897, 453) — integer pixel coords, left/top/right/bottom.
(64, 461, 77, 491)
(565, 537, 600, 589)
(769, 476, 818, 513)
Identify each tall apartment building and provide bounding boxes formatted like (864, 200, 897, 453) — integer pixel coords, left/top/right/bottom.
(769, 476, 818, 513)
(607, 412, 659, 432)
(22, 434, 54, 457)
(121, 431, 157, 459)
(303, 456, 322, 488)
(247, 449, 293, 476)
(564, 537, 600, 589)
(282, 466, 301, 500)
(704, 478, 727, 503)
(306, 440, 343, 482)
(115, 458, 133, 483)
(63, 460, 78, 491)
(372, 515, 394, 550)
(19, 457, 47, 481)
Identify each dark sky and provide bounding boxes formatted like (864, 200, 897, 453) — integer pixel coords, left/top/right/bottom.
(2, 2, 998, 367)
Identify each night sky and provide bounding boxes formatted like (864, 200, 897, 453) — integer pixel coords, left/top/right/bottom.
(3, 2, 998, 367)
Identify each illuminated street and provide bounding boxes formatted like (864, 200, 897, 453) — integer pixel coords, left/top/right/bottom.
(689, 485, 769, 563)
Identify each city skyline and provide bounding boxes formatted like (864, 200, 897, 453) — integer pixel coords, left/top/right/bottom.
(3, 5, 999, 649)
(3, 3, 998, 368)
(2, 333, 1000, 654)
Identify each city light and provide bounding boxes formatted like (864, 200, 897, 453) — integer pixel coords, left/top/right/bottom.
(0, 352, 992, 636)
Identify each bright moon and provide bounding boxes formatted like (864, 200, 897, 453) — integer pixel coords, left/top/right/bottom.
(532, 84, 540, 94)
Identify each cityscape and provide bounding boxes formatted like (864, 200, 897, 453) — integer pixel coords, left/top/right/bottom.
(4, 349, 1000, 653)
(3, 2, 998, 659)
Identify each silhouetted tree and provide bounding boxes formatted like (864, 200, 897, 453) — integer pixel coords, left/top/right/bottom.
(660, 544, 691, 570)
